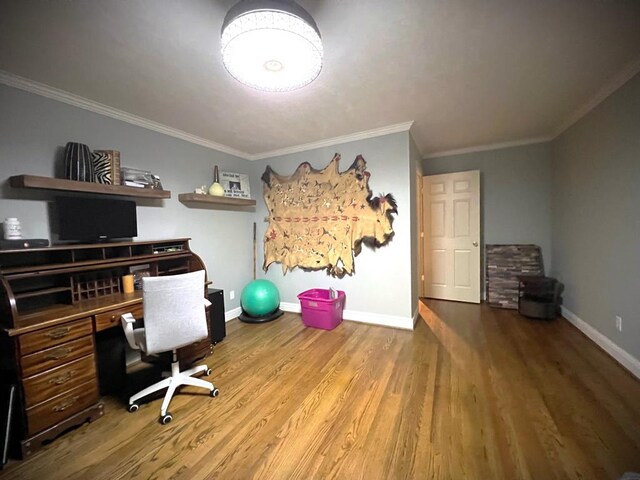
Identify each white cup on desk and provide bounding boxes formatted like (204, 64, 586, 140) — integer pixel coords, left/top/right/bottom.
(3, 217, 22, 239)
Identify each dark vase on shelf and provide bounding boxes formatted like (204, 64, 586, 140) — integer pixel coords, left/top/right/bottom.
(64, 142, 94, 182)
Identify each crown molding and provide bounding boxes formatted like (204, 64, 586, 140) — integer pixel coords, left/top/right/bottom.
(0, 70, 250, 159)
(0, 70, 414, 162)
(552, 55, 640, 138)
(247, 121, 415, 160)
(423, 135, 552, 160)
(4, 54, 638, 164)
(423, 57, 640, 160)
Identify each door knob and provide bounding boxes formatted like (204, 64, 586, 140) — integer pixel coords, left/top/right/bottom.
(473, 241, 479, 247)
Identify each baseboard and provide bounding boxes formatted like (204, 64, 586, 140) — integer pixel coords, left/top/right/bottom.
(561, 306, 640, 380)
(225, 307, 242, 322)
(343, 309, 414, 330)
(413, 307, 420, 327)
(280, 301, 301, 313)
(280, 302, 414, 330)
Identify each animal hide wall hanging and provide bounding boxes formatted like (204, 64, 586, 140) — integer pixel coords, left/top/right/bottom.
(262, 154, 397, 277)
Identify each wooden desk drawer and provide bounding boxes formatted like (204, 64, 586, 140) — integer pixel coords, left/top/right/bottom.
(21, 336, 95, 377)
(26, 380, 99, 436)
(23, 355, 97, 408)
(19, 318, 93, 356)
(95, 304, 143, 332)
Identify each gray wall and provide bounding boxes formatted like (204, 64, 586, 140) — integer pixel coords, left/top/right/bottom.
(422, 142, 553, 294)
(0, 84, 254, 314)
(551, 72, 640, 360)
(249, 132, 415, 326)
(409, 133, 423, 316)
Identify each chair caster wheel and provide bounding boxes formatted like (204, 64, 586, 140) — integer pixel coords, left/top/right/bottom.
(160, 413, 173, 425)
(128, 403, 139, 413)
(206, 368, 212, 376)
(210, 388, 219, 397)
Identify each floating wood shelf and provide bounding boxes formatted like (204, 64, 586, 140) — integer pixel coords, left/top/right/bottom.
(178, 193, 256, 207)
(9, 175, 172, 199)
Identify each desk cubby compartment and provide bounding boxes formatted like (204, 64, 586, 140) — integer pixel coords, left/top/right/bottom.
(70, 248, 106, 262)
(72, 272, 122, 302)
(152, 244, 184, 255)
(12, 276, 73, 315)
(131, 244, 154, 256)
(157, 258, 190, 276)
(0, 250, 73, 274)
(104, 246, 132, 259)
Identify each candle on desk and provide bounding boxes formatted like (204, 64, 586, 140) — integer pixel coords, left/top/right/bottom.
(122, 274, 134, 294)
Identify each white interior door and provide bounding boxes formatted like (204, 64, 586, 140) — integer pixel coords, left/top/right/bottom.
(422, 170, 480, 303)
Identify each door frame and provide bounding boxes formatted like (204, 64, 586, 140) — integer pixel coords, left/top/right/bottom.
(421, 170, 482, 303)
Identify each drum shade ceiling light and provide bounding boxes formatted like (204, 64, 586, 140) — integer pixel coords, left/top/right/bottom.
(221, 0, 323, 92)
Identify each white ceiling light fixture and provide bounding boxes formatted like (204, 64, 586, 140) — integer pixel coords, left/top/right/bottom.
(221, 0, 323, 92)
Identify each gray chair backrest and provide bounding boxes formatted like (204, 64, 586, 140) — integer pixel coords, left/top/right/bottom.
(142, 270, 208, 354)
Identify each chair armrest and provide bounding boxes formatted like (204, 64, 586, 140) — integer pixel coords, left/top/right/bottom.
(121, 313, 139, 350)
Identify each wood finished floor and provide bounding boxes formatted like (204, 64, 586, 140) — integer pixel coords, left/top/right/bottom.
(2, 300, 640, 479)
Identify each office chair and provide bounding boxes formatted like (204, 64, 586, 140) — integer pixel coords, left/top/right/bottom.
(121, 270, 219, 424)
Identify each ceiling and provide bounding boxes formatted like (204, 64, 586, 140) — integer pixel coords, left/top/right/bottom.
(1, 0, 639, 159)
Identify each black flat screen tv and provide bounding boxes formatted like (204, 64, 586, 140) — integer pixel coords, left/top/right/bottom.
(56, 196, 138, 242)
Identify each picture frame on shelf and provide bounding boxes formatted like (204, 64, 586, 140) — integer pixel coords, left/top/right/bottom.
(220, 171, 251, 198)
(92, 150, 121, 185)
(121, 167, 163, 190)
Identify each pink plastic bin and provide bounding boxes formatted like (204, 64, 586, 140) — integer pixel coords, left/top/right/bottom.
(297, 289, 346, 330)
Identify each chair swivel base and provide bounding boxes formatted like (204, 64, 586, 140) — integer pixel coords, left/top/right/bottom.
(127, 355, 219, 424)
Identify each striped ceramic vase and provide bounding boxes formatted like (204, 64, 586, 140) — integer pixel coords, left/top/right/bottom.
(64, 142, 94, 182)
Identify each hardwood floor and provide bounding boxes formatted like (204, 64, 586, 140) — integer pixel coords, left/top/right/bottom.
(2, 300, 640, 479)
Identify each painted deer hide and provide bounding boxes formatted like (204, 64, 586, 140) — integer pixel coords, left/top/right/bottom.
(262, 154, 397, 277)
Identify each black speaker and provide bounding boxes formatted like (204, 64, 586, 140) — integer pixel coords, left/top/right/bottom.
(207, 288, 226, 344)
(95, 329, 126, 396)
(0, 239, 49, 250)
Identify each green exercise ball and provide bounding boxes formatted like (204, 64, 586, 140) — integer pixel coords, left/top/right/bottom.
(241, 279, 280, 317)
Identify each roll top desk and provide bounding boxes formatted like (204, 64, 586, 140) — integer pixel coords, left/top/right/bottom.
(0, 238, 211, 457)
